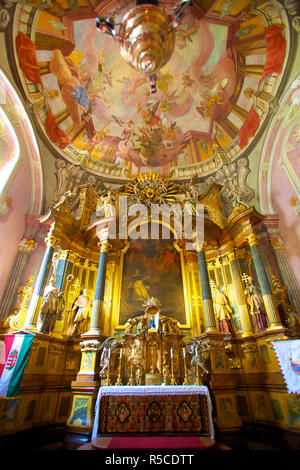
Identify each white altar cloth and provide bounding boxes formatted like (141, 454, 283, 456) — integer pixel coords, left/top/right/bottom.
(92, 385, 214, 439)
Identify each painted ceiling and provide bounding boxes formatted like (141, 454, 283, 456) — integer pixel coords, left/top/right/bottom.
(12, 0, 289, 181)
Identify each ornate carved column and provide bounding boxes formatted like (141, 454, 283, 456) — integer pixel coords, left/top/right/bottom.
(196, 245, 218, 333)
(229, 249, 253, 337)
(85, 240, 111, 336)
(247, 234, 283, 330)
(24, 234, 60, 330)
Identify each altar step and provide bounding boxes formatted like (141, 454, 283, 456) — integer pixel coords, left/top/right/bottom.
(78, 436, 231, 450)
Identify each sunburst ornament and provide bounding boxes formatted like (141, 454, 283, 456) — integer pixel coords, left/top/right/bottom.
(143, 297, 161, 308)
(123, 172, 179, 206)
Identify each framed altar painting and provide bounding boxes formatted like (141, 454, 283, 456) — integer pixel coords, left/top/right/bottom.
(119, 239, 187, 326)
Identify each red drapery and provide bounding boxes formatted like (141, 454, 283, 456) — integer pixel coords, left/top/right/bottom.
(259, 24, 286, 87)
(16, 32, 42, 85)
(239, 106, 260, 149)
(45, 109, 71, 149)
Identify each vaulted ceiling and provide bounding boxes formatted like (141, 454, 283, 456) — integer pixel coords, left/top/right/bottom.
(8, 0, 289, 181)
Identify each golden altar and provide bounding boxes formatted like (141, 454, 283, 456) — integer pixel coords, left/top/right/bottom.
(1, 176, 299, 445)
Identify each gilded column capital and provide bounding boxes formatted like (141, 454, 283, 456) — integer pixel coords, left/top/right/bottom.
(18, 238, 36, 253)
(98, 240, 112, 253)
(79, 340, 101, 352)
(247, 233, 260, 247)
(228, 250, 236, 262)
(45, 235, 60, 248)
(67, 251, 79, 264)
(269, 237, 285, 251)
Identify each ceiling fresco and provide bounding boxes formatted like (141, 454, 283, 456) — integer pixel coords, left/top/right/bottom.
(11, 0, 289, 181)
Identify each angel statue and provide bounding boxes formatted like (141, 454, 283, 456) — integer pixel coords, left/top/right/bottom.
(99, 337, 120, 377)
(180, 176, 201, 204)
(185, 339, 209, 377)
(52, 188, 78, 210)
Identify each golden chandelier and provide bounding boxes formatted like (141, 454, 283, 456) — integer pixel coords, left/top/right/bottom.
(96, 0, 193, 93)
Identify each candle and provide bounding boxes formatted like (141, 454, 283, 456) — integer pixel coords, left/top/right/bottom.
(170, 348, 173, 359)
(131, 347, 135, 359)
(183, 348, 186, 358)
(108, 348, 111, 358)
(195, 346, 198, 357)
(120, 348, 123, 359)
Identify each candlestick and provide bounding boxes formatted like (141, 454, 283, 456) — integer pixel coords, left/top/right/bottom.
(170, 349, 177, 385)
(194, 357, 201, 386)
(115, 349, 123, 385)
(106, 355, 112, 386)
(183, 348, 188, 385)
(127, 357, 135, 386)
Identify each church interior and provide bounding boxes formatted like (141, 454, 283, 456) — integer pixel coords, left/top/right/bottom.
(0, 0, 300, 452)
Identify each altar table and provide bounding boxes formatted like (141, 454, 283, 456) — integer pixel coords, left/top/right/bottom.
(92, 385, 214, 439)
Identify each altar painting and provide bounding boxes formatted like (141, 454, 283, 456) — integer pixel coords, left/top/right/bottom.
(120, 239, 185, 325)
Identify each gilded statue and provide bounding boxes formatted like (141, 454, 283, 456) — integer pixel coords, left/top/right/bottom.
(271, 275, 298, 328)
(131, 334, 145, 384)
(124, 317, 137, 334)
(180, 176, 201, 204)
(52, 188, 78, 210)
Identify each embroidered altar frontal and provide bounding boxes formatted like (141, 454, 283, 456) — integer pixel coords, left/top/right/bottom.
(93, 386, 214, 437)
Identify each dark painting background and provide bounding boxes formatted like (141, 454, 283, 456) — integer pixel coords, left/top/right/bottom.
(120, 239, 186, 325)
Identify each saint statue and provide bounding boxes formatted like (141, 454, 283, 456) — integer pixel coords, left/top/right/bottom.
(37, 278, 64, 334)
(243, 275, 268, 332)
(212, 284, 233, 335)
(70, 289, 92, 337)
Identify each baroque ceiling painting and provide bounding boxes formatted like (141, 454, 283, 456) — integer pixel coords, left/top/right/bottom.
(12, 0, 288, 186)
